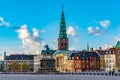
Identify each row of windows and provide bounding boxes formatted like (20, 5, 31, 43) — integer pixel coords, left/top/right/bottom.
(6, 60, 33, 63)
(75, 60, 99, 64)
(106, 60, 115, 63)
(61, 43, 67, 46)
(75, 65, 81, 68)
(105, 50, 120, 54)
(75, 61, 81, 64)
(105, 55, 113, 58)
(106, 65, 116, 68)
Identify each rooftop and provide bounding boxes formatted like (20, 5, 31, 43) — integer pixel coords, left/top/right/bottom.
(53, 50, 69, 56)
(5, 54, 35, 60)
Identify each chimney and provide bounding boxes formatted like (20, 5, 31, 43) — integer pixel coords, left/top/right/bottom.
(90, 48, 93, 52)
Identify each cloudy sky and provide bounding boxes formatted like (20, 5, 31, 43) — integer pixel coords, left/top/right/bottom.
(0, 0, 120, 58)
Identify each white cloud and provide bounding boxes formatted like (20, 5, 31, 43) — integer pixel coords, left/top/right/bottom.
(87, 26, 105, 36)
(0, 16, 10, 27)
(88, 27, 94, 34)
(33, 28, 39, 37)
(99, 20, 110, 28)
(67, 26, 77, 37)
(16, 24, 44, 54)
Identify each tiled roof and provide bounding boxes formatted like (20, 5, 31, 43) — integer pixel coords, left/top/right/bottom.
(96, 50, 107, 55)
(5, 54, 35, 60)
(115, 41, 120, 48)
(69, 51, 100, 60)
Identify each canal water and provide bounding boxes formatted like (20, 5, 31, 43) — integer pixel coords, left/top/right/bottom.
(0, 74, 119, 80)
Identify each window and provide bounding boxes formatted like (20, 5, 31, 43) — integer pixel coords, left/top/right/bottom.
(72, 57, 74, 59)
(109, 55, 111, 58)
(87, 65, 89, 68)
(109, 65, 111, 68)
(82, 65, 85, 68)
(98, 61, 99, 63)
(106, 60, 108, 62)
(109, 60, 111, 63)
(82, 60, 84, 63)
(69, 57, 71, 60)
(76, 56, 79, 60)
(113, 60, 114, 63)
(113, 51, 115, 53)
(65, 43, 66, 46)
(61, 43, 63, 46)
(86, 60, 89, 63)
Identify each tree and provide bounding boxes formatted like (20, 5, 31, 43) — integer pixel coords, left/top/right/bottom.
(21, 62, 30, 72)
(8, 61, 21, 72)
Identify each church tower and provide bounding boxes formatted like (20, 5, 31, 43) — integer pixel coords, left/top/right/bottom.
(58, 5, 68, 50)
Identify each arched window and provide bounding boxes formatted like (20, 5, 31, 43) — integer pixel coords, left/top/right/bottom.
(65, 43, 67, 46)
(61, 43, 63, 46)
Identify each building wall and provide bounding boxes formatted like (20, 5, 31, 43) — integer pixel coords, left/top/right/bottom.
(58, 39, 68, 50)
(74, 56, 81, 72)
(104, 53, 116, 72)
(34, 54, 41, 72)
(4, 59, 34, 72)
(100, 55, 105, 70)
(54, 53, 68, 72)
(88, 57, 100, 71)
(115, 48, 120, 71)
(67, 60, 74, 72)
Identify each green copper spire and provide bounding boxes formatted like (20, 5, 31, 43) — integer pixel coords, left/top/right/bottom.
(87, 43, 89, 51)
(4, 51, 6, 60)
(59, 4, 67, 39)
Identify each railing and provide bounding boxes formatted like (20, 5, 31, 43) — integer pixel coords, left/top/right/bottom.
(60, 71, 120, 76)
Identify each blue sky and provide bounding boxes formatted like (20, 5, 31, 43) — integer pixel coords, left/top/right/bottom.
(0, 0, 120, 57)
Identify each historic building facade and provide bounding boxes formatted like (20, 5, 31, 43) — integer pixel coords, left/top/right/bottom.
(104, 48, 116, 72)
(4, 52, 35, 72)
(96, 50, 106, 71)
(34, 54, 41, 72)
(69, 51, 100, 72)
(115, 41, 120, 71)
(53, 50, 69, 72)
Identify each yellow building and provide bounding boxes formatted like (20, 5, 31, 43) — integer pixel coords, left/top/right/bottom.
(53, 50, 74, 72)
(96, 50, 106, 71)
(100, 54, 105, 70)
(67, 59, 74, 72)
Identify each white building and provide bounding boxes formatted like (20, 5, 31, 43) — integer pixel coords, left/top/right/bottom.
(34, 54, 42, 72)
(4, 53, 35, 72)
(104, 49, 116, 72)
